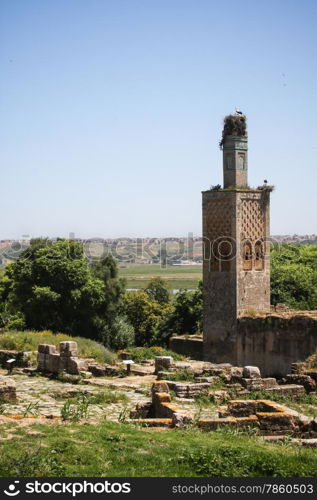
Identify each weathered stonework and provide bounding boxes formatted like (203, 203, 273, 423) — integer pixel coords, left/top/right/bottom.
(198, 399, 317, 438)
(129, 381, 193, 428)
(203, 118, 273, 365)
(37, 342, 88, 375)
(237, 313, 317, 376)
(202, 187, 271, 363)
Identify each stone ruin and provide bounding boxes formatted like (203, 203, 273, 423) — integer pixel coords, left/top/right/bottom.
(129, 381, 317, 441)
(156, 360, 311, 400)
(129, 381, 193, 428)
(198, 399, 317, 440)
(0, 375, 16, 402)
(37, 341, 89, 375)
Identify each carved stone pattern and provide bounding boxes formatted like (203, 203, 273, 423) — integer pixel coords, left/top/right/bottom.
(204, 199, 232, 241)
(240, 199, 264, 242)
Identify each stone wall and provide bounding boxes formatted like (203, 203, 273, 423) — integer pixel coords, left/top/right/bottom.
(170, 313, 317, 377)
(169, 336, 203, 360)
(237, 313, 317, 377)
(202, 189, 271, 366)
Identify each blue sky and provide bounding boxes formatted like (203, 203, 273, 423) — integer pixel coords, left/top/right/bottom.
(1, 0, 316, 239)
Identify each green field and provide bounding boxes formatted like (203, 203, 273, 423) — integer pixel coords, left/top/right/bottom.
(118, 264, 202, 290)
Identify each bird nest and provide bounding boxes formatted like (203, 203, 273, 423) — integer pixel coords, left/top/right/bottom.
(219, 114, 247, 149)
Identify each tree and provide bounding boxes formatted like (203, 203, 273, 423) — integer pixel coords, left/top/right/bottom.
(144, 277, 170, 305)
(123, 291, 172, 346)
(164, 282, 203, 335)
(271, 244, 317, 310)
(0, 239, 124, 339)
(101, 316, 135, 351)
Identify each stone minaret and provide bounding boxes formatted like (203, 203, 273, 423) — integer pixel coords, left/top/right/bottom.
(202, 114, 272, 364)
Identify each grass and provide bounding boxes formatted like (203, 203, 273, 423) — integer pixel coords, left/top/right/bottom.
(123, 346, 185, 363)
(164, 369, 196, 382)
(0, 330, 116, 364)
(119, 264, 201, 290)
(0, 421, 316, 477)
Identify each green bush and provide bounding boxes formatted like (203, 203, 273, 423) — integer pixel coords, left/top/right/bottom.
(271, 244, 317, 310)
(0, 239, 124, 339)
(123, 346, 185, 363)
(101, 316, 135, 350)
(165, 369, 195, 381)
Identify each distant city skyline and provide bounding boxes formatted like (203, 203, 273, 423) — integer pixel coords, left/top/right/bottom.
(1, 0, 316, 239)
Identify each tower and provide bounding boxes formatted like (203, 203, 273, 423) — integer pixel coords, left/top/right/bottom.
(202, 114, 272, 364)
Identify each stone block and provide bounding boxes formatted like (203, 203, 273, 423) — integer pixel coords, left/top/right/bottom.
(131, 418, 173, 428)
(234, 415, 259, 427)
(67, 357, 86, 375)
(256, 412, 295, 433)
(243, 366, 261, 379)
(230, 366, 244, 378)
(130, 402, 153, 419)
(45, 353, 61, 373)
(166, 381, 209, 398)
(172, 410, 193, 428)
(157, 402, 178, 418)
(152, 381, 169, 394)
(0, 377, 16, 402)
(37, 352, 46, 370)
(227, 400, 257, 417)
(154, 356, 173, 374)
(266, 384, 305, 398)
(285, 374, 316, 393)
(303, 370, 317, 382)
(194, 376, 220, 385)
(153, 392, 172, 416)
(59, 341, 78, 357)
(186, 383, 210, 397)
(198, 417, 237, 430)
(38, 344, 57, 355)
(241, 378, 264, 390)
(261, 378, 278, 389)
(153, 392, 171, 405)
(88, 364, 106, 377)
